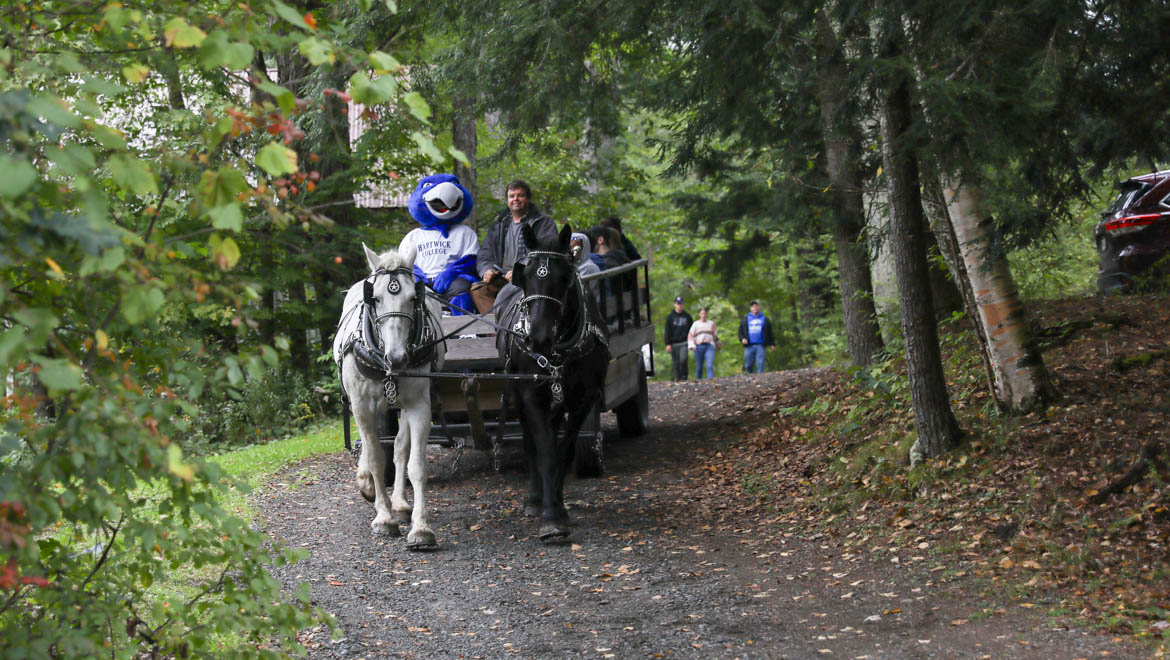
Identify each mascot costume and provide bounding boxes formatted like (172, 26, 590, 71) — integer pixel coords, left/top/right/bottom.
(399, 174, 478, 316)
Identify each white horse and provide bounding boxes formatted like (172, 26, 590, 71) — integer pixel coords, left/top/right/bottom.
(333, 243, 445, 549)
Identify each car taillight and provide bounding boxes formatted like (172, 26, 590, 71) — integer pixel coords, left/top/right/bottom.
(1102, 213, 1163, 234)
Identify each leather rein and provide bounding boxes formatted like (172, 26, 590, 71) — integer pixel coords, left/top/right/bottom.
(344, 266, 443, 403)
(506, 249, 608, 402)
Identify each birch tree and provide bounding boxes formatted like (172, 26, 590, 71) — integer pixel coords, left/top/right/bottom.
(942, 182, 1056, 411)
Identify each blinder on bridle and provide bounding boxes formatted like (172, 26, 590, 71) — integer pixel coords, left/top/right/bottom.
(518, 249, 571, 311)
(364, 267, 424, 319)
(363, 266, 433, 358)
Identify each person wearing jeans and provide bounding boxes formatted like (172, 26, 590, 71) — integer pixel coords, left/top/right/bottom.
(687, 307, 720, 379)
(664, 296, 694, 381)
(737, 300, 776, 374)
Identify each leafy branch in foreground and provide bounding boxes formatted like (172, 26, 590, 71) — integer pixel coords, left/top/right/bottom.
(0, 0, 437, 656)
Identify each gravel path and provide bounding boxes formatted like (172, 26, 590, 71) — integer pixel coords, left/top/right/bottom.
(258, 370, 1145, 659)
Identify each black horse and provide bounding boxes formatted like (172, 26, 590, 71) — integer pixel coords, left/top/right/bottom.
(499, 223, 610, 541)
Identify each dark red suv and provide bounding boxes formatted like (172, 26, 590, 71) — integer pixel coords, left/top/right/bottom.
(1095, 170, 1170, 292)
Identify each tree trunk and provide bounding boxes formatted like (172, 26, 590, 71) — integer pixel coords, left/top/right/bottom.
(921, 174, 999, 400)
(160, 45, 186, 110)
(452, 95, 479, 231)
(878, 27, 962, 463)
(923, 227, 964, 319)
(942, 182, 1057, 412)
(783, 254, 802, 358)
(261, 258, 276, 349)
(815, 13, 885, 366)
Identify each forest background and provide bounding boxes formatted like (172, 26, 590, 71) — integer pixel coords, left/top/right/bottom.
(2, 0, 1168, 657)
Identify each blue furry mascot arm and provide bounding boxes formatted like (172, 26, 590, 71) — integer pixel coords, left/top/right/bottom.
(430, 254, 478, 292)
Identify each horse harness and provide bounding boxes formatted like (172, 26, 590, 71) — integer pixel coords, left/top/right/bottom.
(506, 249, 608, 404)
(337, 266, 444, 405)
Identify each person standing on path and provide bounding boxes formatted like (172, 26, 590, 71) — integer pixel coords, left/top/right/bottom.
(664, 296, 694, 381)
(470, 179, 558, 314)
(737, 300, 775, 374)
(687, 307, 720, 379)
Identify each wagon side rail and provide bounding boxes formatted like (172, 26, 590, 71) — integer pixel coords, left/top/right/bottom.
(581, 258, 654, 366)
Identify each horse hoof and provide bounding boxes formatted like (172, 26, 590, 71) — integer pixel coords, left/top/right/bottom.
(392, 508, 412, 523)
(406, 529, 438, 551)
(523, 504, 541, 518)
(357, 476, 376, 503)
(371, 520, 401, 537)
(538, 523, 571, 542)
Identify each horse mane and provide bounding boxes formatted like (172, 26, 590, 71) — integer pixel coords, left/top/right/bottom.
(370, 246, 414, 272)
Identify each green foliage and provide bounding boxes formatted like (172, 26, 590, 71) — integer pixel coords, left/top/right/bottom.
(1006, 182, 1106, 300)
(0, 1, 433, 656)
(186, 367, 338, 455)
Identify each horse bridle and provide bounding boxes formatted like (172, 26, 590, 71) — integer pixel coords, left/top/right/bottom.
(517, 249, 569, 311)
(362, 266, 441, 403)
(511, 249, 607, 403)
(364, 266, 417, 323)
(514, 249, 571, 351)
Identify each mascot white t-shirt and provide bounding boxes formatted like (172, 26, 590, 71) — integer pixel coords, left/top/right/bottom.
(399, 224, 479, 279)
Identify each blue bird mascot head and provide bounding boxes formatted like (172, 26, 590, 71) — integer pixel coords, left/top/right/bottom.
(408, 173, 473, 237)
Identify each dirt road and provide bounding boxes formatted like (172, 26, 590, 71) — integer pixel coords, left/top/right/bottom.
(258, 370, 1144, 659)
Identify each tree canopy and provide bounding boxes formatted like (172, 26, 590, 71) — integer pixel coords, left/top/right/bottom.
(0, 0, 450, 655)
(3, 0, 1169, 653)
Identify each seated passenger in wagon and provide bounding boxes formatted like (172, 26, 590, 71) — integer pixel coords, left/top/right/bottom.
(585, 225, 630, 271)
(398, 174, 479, 316)
(571, 231, 601, 301)
(585, 225, 639, 327)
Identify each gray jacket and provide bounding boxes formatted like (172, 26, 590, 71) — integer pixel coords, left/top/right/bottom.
(476, 204, 558, 278)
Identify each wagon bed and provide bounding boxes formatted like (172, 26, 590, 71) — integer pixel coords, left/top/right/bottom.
(429, 259, 654, 474)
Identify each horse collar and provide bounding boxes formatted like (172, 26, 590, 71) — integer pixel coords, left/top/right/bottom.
(353, 267, 441, 376)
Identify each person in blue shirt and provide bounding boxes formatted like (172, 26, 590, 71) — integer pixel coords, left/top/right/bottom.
(737, 301, 776, 374)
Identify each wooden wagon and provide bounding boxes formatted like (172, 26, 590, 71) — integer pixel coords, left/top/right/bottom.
(344, 259, 654, 477)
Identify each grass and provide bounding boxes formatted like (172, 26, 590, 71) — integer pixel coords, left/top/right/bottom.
(206, 422, 341, 521)
(122, 422, 344, 654)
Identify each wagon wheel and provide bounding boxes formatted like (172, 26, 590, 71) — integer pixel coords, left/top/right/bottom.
(615, 360, 649, 437)
(574, 401, 604, 477)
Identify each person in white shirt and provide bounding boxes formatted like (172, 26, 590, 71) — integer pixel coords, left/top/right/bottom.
(687, 307, 721, 379)
(398, 174, 479, 315)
